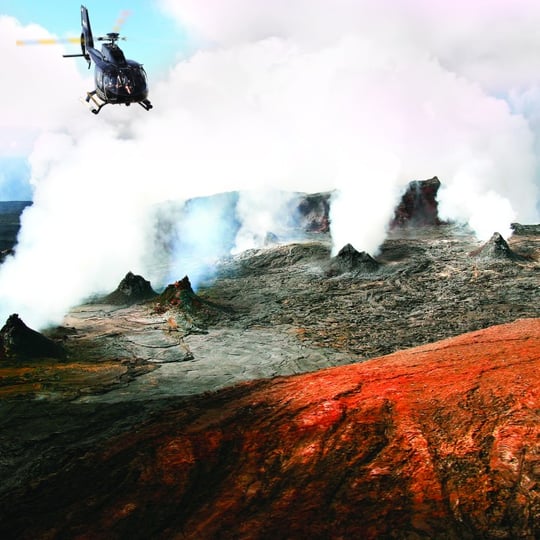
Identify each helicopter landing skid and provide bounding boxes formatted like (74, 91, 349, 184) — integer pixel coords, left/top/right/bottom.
(84, 91, 106, 115)
(138, 99, 153, 111)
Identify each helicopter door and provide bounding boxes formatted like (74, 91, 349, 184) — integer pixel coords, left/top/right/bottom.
(96, 70, 103, 90)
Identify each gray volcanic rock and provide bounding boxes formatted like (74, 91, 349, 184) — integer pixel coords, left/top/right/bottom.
(511, 222, 540, 236)
(154, 275, 228, 332)
(326, 243, 380, 275)
(294, 192, 331, 232)
(101, 272, 158, 305)
(472, 232, 529, 261)
(0, 201, 32, 252)
(0, 314, 66, 360)
(0, 248, 14, 264)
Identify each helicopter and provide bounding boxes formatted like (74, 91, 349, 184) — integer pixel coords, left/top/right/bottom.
(17, 5, 153, 115)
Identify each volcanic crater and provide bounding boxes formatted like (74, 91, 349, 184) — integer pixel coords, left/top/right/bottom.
(0, 180, 539, 539)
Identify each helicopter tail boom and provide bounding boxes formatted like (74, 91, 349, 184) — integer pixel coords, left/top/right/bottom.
(81, 5, 94, 50)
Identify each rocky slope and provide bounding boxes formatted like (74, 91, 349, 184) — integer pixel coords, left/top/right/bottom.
(0, 318, 538, 539)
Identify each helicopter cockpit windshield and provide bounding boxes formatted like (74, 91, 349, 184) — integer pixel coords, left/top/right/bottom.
(102, 65, 148, 98)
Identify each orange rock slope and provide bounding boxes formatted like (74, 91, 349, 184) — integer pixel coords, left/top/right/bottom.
(3, 318, 540, 539)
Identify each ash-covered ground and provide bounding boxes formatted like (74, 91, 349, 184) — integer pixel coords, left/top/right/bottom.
(4, 220, 537, 404)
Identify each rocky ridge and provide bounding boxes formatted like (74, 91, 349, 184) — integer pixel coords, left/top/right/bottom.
(0, 201, 31, 253)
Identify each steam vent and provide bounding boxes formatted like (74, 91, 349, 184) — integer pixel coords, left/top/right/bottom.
(0, 314, 66, 360)
(327, 243, 380, 275)
(156, 275, 198, 308)
(472, 232, 529, 261)
(102, 271, 158, 305)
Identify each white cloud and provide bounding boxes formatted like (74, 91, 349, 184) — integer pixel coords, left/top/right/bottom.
(0, 16, 92, 156)
(157, 0, 540, 92)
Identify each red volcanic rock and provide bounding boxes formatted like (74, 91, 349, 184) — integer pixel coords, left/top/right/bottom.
(294, 180, 443, 235)
(391, 176, 442, 227)
(2, 319, 539, 539)
(155, 275, 200, 310)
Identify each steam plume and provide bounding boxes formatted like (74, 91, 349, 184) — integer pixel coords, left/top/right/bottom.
(1, 1, 539, 327)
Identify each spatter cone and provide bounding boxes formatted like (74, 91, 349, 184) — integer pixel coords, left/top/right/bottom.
(0, 314, 66, 360)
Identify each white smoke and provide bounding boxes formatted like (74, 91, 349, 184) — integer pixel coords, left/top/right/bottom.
(1, 2, 540, 328)
(158, 193, 239, 289)
(233, 189, 298, 253)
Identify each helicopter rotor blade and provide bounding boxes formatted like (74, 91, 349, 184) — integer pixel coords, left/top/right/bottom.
(16, 37, 81, 46)
(96, 35, 127, 42)
(112, 10, 132, 33)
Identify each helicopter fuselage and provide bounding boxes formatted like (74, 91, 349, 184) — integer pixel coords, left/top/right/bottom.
(18, 5, 153, 115)
(77, 6, 152, 114)
(88, 43, 149, 105)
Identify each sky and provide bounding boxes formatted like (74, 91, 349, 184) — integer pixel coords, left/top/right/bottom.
(1, 0, 540, 328)
(1, 0, 185, 73)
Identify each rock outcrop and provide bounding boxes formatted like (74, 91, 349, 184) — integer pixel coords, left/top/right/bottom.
(0, 201, 32, 252)
(326, 243, 380, 275)
(511, 222, 540, 236)
(293, 178, 444, 234)
(295, 192, 331, 232)
(101, 271, 158, 305)
(155, 275, 199, 310)
(153, 275, 227, 331)
(0, 248, 14, 264)
(391, 177, 442, 227)
(0, 314, 66, 360)
(1, 318, 538, 539)
(472, 232, 529, 261)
